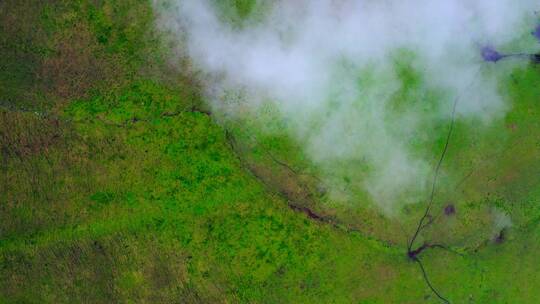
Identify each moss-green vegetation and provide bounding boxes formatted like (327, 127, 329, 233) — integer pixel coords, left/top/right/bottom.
(210, 0, 271, 28)
(2, 0, 540, 303)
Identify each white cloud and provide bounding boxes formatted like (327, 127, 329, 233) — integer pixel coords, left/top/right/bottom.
(154, 0, 539, 213)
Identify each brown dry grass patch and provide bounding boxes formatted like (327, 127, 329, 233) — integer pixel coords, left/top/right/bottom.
(38, 23, 119, 101)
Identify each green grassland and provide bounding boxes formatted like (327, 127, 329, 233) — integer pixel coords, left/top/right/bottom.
(2, 0, 540, 303)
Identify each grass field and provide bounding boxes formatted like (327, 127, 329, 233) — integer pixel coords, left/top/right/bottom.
(2, 0, 540, 303)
